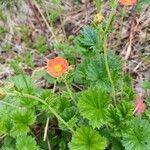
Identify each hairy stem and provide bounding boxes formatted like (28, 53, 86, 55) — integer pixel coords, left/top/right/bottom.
(105, 0, 118, 33)
(95, 0, 101, 13)
(102, 0, 118, 105)
(7, 92, 74, 133)
(64, 79, 77, 105)
(103, 34, 116, 105)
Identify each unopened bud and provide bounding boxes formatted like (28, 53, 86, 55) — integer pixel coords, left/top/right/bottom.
(93, 13, 104, 24)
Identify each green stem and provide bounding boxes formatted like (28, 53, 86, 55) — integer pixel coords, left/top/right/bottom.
(0, 101, 21, 109)
(105, 0, 118, 33)
(103, 35, 116, 105)
(6, 92, 74, 133)
(102, 0, 118, 105)
(64, 79, 77, 105)
(95, 0, 101, 13)
(43, 79, 57, 141)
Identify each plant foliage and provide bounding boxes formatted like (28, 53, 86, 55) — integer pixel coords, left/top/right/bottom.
(69, 127, 107, 150)
(78, 87, 110, 128)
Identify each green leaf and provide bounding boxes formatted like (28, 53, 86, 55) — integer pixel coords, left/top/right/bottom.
(0, 120, 7, 134)
(111, 140, 124, 150)
(2, 136, 16, 150)
(11, 110, 36, 136)
(38, 89, 58, 116)
(78, 87, 110, 128)
(0, 106, 14, 134)
(122, 75, 135, 102)
(122, 119, 150, 150)
(87, 54, 122, 90)
(74, 59, 89, 85)
(69, 127, 107, 150)
(58, 92, 70, 113)
(59, 106, 78, 130)
(77, 26, 99, 51)
(74, 53, 123, 91)
(10, 74, 35, 94)
(16, 135, 39, 150)
(107, 101, 133, 137)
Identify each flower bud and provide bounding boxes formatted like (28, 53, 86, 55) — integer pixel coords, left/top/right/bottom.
(93, 13, 104, 24)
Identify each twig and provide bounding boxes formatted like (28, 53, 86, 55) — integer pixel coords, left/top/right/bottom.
(26, 0, 45, 33)
(125, 23, 134, 60)
(133, 61, 143, 72)
(33, 0, 58, 44)
(43, 117, 50, 141)
(47, 138, 51, 150)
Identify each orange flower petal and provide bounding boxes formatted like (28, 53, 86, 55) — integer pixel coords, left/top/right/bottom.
(119, 0, 137, 6)
(47, 57, 69, 78)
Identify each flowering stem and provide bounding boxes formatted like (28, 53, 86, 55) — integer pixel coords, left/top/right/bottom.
(102, 1, 117, 105)
(95, 0, 101, 13)
(43, 79, 57, 141)
(6, 92, 74, 133)
(105, 0, 118, 33)
(64, 79, 77, 105)
(103, 34, 116, 106)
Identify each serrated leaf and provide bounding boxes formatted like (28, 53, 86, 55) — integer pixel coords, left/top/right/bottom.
(2, 136, 16, 149)
(111, 139, 124, 150)
(69, 127, 107, 150)
(16, 135, 39, 150)
(74, 53, 123, 91)
(74, 59, 88, 84)
(0, 120, 7, 134)
(108, 101, 133, 137)
(38, 89, 58, 116)
(122, 119, 150, 150)
(122, 75, 135, 102)
(77, 26, 99, 51)
(10, 74, 35, 94)
(11, 110, 36, 136)
(58, 92, 70, 113)
(78, 87, 110, 128)
(8, 74, 38, 107)
(87, 54, 122, 90)
(59, 106, 78, 129)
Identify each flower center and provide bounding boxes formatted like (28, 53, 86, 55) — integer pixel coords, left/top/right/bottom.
(54, 64, 62, 72)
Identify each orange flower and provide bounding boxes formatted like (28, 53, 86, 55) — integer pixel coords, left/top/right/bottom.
(47, 57, 69, 78)
(118, 0, 137, 6)
(133, 95, 146, 115)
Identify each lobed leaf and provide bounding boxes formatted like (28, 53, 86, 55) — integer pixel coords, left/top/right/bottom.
(78, 87, 110, 128)
(69, 127, 107, 150)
